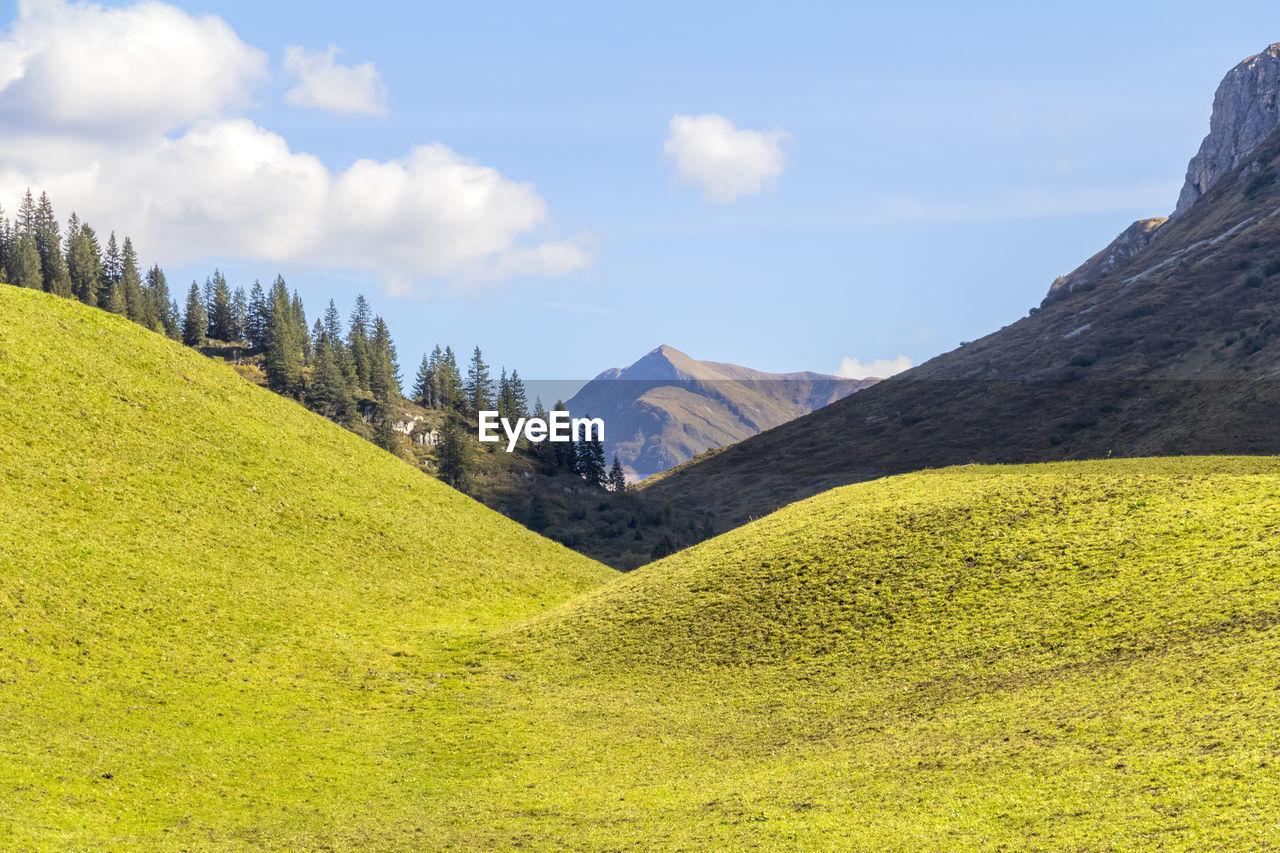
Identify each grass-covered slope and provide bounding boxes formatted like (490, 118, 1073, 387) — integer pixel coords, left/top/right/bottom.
(0, 287, 613, 847)
(507, 457, 1280, 849)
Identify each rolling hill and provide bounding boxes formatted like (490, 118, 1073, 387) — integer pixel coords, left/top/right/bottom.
(4, 285, 1278, 848)
(508, 456, 1280, 849)
(566, 344, 874, 480)
(639, 42, 1280, 533)
(0, 286, 613, 848)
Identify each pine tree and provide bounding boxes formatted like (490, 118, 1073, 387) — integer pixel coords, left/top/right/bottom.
(120, 237, 150, 327)
(308, 332, 357, 423)
(465, 346, 493, 416)
(608, 455, 627, 493)
(265, 277, 303, 397)
(102, 232, 121, 308)
(290, 288, 311, 364)
(373, 401, 402, 456)
(231, 287, 248, 343)
(578, 424, 606, 488)
(413, 353, 434, 407)
(369, 317, 400, 400)
(146, 265, 180, 338)
(7, 233, 42, 289)
(206, 270, 234, 340)
(34, 192, 71, 297)
(551, 401, 576, 471)
(246, 281, 269, 349)
(436, 413, 473, 492)
(497, 368, 514, 421)
(509, 370, 529, 418)
(182, 281, 207, 346)
(348, 295, 373, 391)
(65, 220, 103, 306)
(441, 346, 464, 413)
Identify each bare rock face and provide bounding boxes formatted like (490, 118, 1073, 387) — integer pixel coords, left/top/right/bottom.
(1174, 43, 1280, 217)
(1043, 216, 1168, 303)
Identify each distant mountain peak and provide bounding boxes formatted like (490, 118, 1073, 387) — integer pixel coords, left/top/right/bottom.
(1175, 42, 1280, 217)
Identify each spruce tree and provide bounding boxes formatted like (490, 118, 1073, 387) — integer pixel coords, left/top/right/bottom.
(497, 368, 514, 421)
(146, 265, 180, 338)
(308, 332, 356, 423)
(7, 233, 42, 289)
(609, 455, 627, 493)
(436, 413, 473, 492)
(373, 401, 402, 456)
(206, 270, 234, 341)
(182, 281, 207, 346)
(510, 370, 529, 418)
(34, 192, 71, 297)
(119, 237, 150, 327)
(102, 232, 121, 307)
(65, 221, 102, 306)
(369, 317, 400, 400)
(265, 277, 303, 397)
(441, 346, 464, 412)
(413, 353, 434, 407)
(246, 281, 269, 349)
(231, 287, 248, 343)
(290, 288, 311, 364)
(578, 426, 606, 488)
(527, 492, 550, 532)
(348, 295, 373, 392)
(465, 346, 493, 416)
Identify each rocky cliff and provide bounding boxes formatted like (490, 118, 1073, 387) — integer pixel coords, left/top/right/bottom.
(1175, 43, 1280, 217)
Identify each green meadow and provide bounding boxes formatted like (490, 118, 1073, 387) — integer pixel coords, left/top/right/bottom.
(4, 286, 1280, 850)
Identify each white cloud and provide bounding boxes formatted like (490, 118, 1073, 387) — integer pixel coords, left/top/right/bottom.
(0, 0, 267, 134)
(837, 355, 914, 380)
(664, 113, 789, 203)
(283, 45, 386, 117)
(0, 0, 589, 293)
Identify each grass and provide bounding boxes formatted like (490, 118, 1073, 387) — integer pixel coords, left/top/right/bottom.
(5, 286, 1280, 848)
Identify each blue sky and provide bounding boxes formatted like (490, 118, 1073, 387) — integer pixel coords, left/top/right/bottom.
(4, 1, 1280, 385)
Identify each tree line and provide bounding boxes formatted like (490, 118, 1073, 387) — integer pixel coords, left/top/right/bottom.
(1, 189, 627, 496)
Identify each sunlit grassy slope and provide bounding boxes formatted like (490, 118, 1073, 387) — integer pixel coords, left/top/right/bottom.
(5, 286, 1280, 849)
(0, 287, 613, 847)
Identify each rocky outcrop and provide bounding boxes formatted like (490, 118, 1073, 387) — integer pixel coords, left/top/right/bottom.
(1174, 43, 1280, 217)
(1044, 216, 1168, 303)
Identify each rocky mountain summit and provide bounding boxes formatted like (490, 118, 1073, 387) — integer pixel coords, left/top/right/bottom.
(566, 345, 874, 480)
(1175, 42, 1280, 217)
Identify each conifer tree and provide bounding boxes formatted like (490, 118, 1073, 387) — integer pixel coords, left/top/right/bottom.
(348, 295, 373, 390)
(465, 346, 493, 416)
(436, 413, 473, 492)
(265, 277, 303, 397)
(182, 281, 207, 346)
(246, 281, 269, 349)
(34, 192, 71, 297)
(231, 287, 248, 343)
(413, 353, 434, 407)
(578, 424, 606, 488)
(309, 332, 356, 423)
(497, 368, 514, 421)
(206, 270, 234, 340)
(370, 317, 400, 399)
(290, 288, 311, 364)
(527, 492, 549, 532)
(146, 265, 180, 338)
(373, 401, 402, 456)
(65, 220, 102, 306)
(119, 237, 150, 327)
(609, 455, 627, 493)
(552, 401, 576, 471)
(509, 370, 529, 418)
(7, 233, 42, 289)
(441, 346, 464, 412)
(102, 232, 121, 307)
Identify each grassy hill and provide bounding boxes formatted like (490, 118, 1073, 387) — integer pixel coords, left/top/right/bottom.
(508, 456, 1280, 849)
(0, 286, 613, 848)
(6, 284, 1280, 849)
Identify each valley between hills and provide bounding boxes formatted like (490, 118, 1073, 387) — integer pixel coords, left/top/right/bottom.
(5, 39, 1280, 853)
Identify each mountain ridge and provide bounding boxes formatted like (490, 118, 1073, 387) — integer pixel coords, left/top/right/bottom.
(567, 344, 875, 480)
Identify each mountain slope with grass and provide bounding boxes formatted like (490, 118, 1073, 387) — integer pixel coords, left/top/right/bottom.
(639, 43, 1280, 533)
(0, 286, 613, 848)
(502, 456, 1280, 849)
